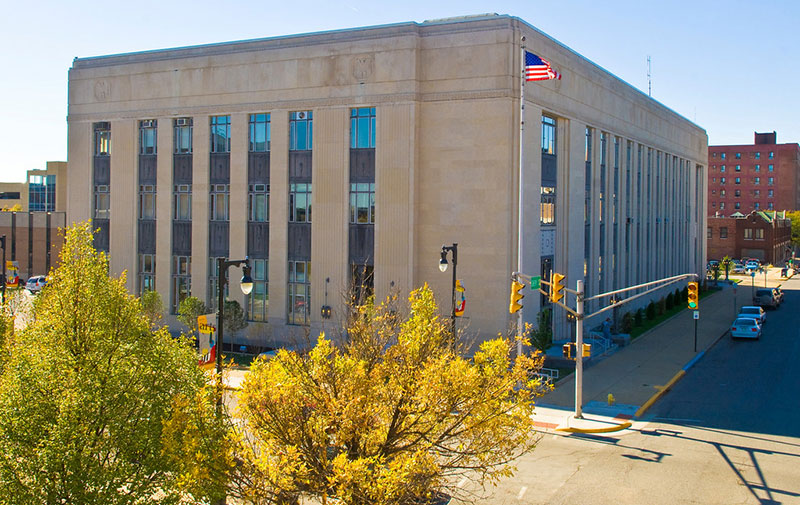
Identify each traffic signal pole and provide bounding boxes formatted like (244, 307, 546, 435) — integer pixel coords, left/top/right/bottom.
(575, 279, 585, 419)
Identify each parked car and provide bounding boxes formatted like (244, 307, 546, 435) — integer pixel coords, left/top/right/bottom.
(773, 286, 785, 304)
(25, 275, 47, 293)
(731, 261, 746, 274)
(752, 288, 780, 309)
(745, 261, 760, 273)
(738, 306, 766, 325)
(257, 349, 279, 362)
(730, 317, 762, 339)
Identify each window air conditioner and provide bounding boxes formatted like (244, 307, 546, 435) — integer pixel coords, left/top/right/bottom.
(176, 118, 188, 126)
(141, 120, 153, 128)
(296, 111, 307, 120)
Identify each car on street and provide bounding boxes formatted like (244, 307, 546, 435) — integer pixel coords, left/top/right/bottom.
(25, 275, 47, 293)
(752, 288, 780, 309)
(256, 349, 279, 362)
(730, 317, 762, 339)
(738, 305, 766, 325)
(731, 261, 746, 274)
(745, 261, 760, 273)
(773, 286, 785, 304)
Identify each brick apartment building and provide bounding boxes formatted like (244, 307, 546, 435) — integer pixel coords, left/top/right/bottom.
(707, 210, 791, 264)
(708, 132, 800, 215)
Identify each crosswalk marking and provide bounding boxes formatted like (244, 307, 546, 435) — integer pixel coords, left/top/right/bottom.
(518, 486, 528, 500)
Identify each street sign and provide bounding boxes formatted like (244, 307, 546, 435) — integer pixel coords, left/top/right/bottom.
(530, 276, 541, 290)
(693, 310, 699, 320)
(750, 272, 755, 278)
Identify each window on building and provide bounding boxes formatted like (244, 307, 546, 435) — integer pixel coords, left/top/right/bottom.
(768, 202, 774, 209)
(720, 189, 726, 197)
(768, 164, 774, 172)
(290, 111, 313, 151)
(207, 257, 228, 311)
(735, 165, 741, 172)
(288, 260, 310, 325)
(94, 185, 110, 218)
(94, 123, 110, 156)
(248, 258, 268, 322)
(768, 189, 774, 198)
(171, 256, 191, 314)
(735, 190, 741, 197)
(720, 165, 726, 172)
(210, 115, 231, 153)
(721, 153, 726, 160)
(138, 253, 155, 295)
(174, 118, 193, 154)
(248, 184, 269, 222)
(768, 177, 774, 186)
(139, 184, 156, 219)
(712, 152, 717, 158)
(712, 189, 716, 195)
(541, 186, 555, 225)
(755, 164, 760, 172)
(351, 107, 376, 148)
(720, 177, 726, 185)
(755, 229, 765, 240)
(350, 264, 374, 306)
(735, 202, 741, 209)
(289, 183, 312, 222)
(735, 177, 741, 184)
(735, 152, 741, 159)
(720, 202, 725, 209)
(744, 228, 753, 240)
(712, 202, 716, 208)
(174, 184, 191, 220)
(754, 202, 760, 209)
(139, 120, 157, 154)
(769, 152, 774, 159)
(755, 152, 761, 159)
(210, 184, 230, 221)
(720, 227, 728, 239)
(349, 183, 375, 224)
(29, 175, 56, 212)
(712, 177, 716, 183)
(707, 227, 712, 239)
(541, 116, 556, 155)
(249, 113, 271, 152)
(754, 190, 760, 197)
(754, 177, 760, 185)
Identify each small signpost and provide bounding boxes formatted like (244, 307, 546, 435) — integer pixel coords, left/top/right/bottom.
(693, 310, 699, 320)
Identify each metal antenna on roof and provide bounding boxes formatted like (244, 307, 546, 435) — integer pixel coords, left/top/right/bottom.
(647, 55, 651, 96)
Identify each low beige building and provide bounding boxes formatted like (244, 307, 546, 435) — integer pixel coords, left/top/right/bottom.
(0, 162, 66, 213)
(66, 14, 707, 348)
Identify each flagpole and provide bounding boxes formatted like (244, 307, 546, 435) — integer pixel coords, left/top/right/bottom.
(517, 37, 526, 358)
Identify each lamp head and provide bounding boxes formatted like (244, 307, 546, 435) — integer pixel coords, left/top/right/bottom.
(240, 261, 254, 295)
(438, 249, 448, 272)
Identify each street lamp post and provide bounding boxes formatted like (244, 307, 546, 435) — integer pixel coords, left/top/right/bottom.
(438, 243, 458, 343)
(215, 257, 253, 410)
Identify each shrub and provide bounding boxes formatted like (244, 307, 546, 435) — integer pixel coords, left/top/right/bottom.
(528, 309, 553, 353)
(621, 312, 634, 333)
(645, 301, 656, 320)
(634, 309, 644, 327)
(665, 292, 674, 310)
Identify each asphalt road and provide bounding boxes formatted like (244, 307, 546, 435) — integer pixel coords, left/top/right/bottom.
(467, 282, 800, 505)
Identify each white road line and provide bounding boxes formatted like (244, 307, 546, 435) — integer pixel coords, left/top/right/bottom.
(457, 477, 468, 488)
(517, 486, 528, 500)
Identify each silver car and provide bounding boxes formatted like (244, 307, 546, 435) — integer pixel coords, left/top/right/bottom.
(738, 306, 766, 324)
(730, 317, 761, 339)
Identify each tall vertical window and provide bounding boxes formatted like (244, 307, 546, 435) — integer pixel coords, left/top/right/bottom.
(248, 258, 268, 322)
(139, 184, 156, 219)
(174, 118, 193, 154)
(542, 116, 556, 155)
(248, 184, 269, 222)
(768, 189, 774, 197)
(768, 177, 774, 185)
(210, 184, 230, 221)
(139, 120, 157, 154)
(290, 111, 313, 151)
(540, 186, 556, 225)
(94, 185, 110, 218)
(29, 175, 56, 212)
(207, 257, 228, 311)
(288, 260, 310, 325)
(94, 123, 111, 156)
(755, 152, 761, 159)
(349, 183, 375, 224)
(138, 253, 156, 295)
(755, 164, 760, 172)
(210, 115, 231, 153)
(768, 152, 774, 159)
(289, 183, 312, 223)
(249, 113, 271, 152)
(768, 164, 774, 172)
(172, 256, 191, 314)
(174, 184, 192, 220)
(350, 107, 376, 148)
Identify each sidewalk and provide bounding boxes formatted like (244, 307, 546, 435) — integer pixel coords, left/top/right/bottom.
(537, 268, 792, 420)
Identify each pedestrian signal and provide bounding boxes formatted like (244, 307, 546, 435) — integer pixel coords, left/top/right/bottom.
(687, 281, 699, 309)
(582, 343, 591, 357)
(562, 343, 574, 359)
(550, 272, 565, 304)
(509, 280, 525, 314)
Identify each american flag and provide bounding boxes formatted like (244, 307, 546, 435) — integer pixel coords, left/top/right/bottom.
(525, 52, 561, 81)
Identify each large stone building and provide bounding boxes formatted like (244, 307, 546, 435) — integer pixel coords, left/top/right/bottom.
(66, 15, 707, 347)
(708, 132, 800, 215)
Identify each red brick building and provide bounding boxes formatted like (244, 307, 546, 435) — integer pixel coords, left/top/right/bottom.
(707, 210, 791, 264)
(708, 132, 800, 215)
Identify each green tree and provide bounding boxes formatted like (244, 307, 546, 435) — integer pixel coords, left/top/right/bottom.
(645, 301, 656, 320)
(528, 308, 553, 353)
(720, 255, 733, 282)
(178, 295, 208, 335)
(223, 299, 248, 334)
(0, 222, 228, 504)
(231, 285, 547, 505)
(140, 289, 164, 329)
(786, 210, 800, 249)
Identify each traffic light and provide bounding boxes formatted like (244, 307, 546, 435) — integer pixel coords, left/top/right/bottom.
(562, 343, 574, 359)
(509, 280, 525, 314)
(550, 272, 565, 304)
(687, 281, 699, 309)
(582, 343, 592, 357)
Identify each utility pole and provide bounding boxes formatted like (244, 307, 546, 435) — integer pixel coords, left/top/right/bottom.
(575, 279, 585, 419)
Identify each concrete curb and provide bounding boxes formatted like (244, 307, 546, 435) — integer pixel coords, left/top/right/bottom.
(556, 421, 632, 434)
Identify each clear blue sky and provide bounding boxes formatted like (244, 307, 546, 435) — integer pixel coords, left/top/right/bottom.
(2, 0, 798, 182)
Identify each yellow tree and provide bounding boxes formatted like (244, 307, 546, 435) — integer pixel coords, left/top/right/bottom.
(233, 285, 548, 505)
(0, 222, 229, 504)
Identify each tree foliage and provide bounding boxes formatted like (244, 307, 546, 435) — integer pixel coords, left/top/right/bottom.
(0, 222, 227, 504)
(178, 295, 208, 335)
(223, 300, 247, 333)
(786, 210, 800, 249)
(140, 289, 165, 329)
(231, 285, 547, 505)
(528, 309, 553, 353)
